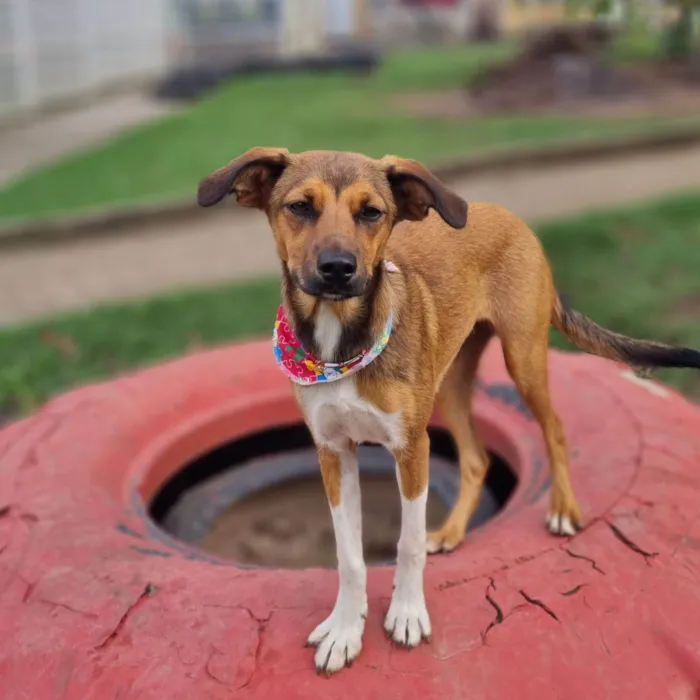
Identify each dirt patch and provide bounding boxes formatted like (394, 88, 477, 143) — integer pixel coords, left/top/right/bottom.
(397, 83, 700, 121)
(203, 474, 449, 568)
(668, 292, 700, 321)
(0, 403, 16, 429)
(398, 24, 700, 121)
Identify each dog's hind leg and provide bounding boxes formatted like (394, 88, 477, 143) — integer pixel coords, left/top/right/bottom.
(499, 319, 583, 536)
(427, 321, 494, 554)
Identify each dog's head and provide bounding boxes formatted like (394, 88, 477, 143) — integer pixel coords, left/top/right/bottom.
(197, 148, 467, 300)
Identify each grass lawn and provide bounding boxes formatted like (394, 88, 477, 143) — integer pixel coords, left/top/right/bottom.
(1, 41, 697, 222)
(1, 189, 699, 417)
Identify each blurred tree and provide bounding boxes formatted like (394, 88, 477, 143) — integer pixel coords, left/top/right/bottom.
(470, 0, 506, 41)
(560, 0, 700, 60)
(664, 0, 700, 60)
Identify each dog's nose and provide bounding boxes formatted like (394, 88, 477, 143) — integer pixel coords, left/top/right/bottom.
(317, 251, 357, 285)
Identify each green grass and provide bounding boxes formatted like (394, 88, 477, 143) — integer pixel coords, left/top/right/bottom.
(0, 277, 281, 416)
(1, 42, 697, 222)
(544, 190, 700, 397)
(1, 189, 699, 416)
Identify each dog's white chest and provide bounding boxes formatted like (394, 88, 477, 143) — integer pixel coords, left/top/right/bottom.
(299, 378, 403, 452)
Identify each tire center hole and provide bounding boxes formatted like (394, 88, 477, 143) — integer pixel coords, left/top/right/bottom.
(150, 425, 517, 569)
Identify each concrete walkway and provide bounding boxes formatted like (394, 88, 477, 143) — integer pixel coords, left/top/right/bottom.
(0, 92, 174, 186)
(1, 143, 699, 326)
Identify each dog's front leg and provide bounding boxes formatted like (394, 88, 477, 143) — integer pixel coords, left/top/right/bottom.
(307, 444, 367, 674)
(385, 430, 432, 646)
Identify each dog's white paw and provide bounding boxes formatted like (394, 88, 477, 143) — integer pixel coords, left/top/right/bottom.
(546, 512, 579, 537)
(426, 530, 460, 554)
(384, 596, 431, 647)
(307, 604, 367, 675)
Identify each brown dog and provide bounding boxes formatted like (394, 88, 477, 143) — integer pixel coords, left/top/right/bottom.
(198, 148, 700, 674)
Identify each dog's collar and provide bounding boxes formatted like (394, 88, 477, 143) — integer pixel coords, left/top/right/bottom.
(273, 261, 398, 386)
(273, 306, 392, 385)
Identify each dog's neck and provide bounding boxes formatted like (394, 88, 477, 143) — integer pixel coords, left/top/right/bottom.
(281, 262, 392, 364)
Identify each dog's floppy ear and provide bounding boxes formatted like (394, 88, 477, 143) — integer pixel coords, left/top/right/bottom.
(197, 147, 290, 209)
(380, 156, 468, 229)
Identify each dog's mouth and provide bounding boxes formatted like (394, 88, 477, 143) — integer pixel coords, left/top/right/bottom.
(317, 291, 355, 301)
(291, 268, 367, 301)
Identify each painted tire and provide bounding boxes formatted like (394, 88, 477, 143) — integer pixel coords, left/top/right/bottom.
(1, 340, 699, 699)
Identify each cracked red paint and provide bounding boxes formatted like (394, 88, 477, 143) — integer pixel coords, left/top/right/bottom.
(564, 546, 607, 574)
(0, 341, 699, 699)
(94, 583, 157, 650)
(607, 520, 660, 560)
(518, 589, 560, 622)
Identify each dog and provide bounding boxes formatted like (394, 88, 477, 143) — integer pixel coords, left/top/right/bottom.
(198, 147, 700, 674)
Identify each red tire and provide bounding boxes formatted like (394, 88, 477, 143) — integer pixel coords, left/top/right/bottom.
(1, 340, 699, 699)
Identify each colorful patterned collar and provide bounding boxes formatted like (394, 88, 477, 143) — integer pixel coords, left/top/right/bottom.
(273, 261, 399, 386)
(273, 305, 392, 385)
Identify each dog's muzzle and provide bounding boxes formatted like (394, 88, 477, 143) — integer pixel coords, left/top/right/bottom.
(311, 250, 362, 299)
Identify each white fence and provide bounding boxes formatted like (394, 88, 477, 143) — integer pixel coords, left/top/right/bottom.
(0, 0, 170, 118)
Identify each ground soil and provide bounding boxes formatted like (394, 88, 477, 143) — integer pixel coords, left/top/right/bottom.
(669, 292, 700, 322)
(397, 79, 700, 121)
(203, 474, 449, 568)
(399, 25, 700, 120)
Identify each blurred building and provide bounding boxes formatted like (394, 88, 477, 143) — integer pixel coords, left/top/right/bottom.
(2, 0, 666, 121)
(0, 0, 170, 118)
(0, 0, 374, 119)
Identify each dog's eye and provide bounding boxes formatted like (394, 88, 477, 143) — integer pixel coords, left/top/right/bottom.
(287, 201, 314, 218)
(358, 206, 382, 222)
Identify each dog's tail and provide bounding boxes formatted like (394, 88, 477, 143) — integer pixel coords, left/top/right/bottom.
(551, 292, 700, 371)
